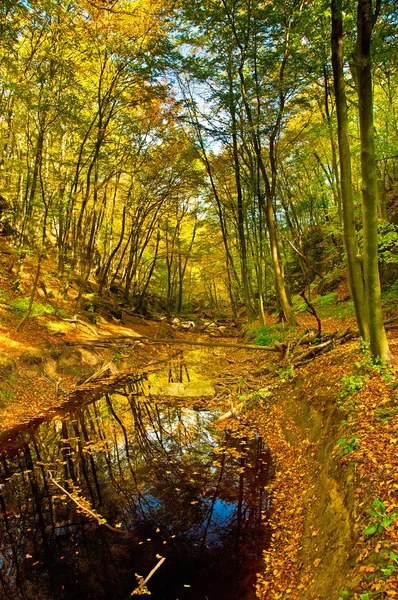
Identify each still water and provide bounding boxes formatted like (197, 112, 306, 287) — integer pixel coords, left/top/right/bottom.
(0, 353, 271, 599)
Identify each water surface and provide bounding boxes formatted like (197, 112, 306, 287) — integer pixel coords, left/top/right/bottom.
(0, 353, 271, 599)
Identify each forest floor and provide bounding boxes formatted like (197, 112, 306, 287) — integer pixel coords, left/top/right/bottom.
(0, 243, 397, 599)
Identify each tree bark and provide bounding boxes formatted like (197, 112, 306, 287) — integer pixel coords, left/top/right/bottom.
(355, 0, 390, 360)
(331, 0, 369, 341)
(227, 56, 255, 322)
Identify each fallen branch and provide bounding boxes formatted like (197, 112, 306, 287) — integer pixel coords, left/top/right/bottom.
(56, 315, 98, 337)
(252, 364, 279, 377)
(299, 290, 322, 337)
(66, 335, 282, 352)
(292, 340, 334, 364)
(77, 359, 115, 387)
(212, 401, 246, 423)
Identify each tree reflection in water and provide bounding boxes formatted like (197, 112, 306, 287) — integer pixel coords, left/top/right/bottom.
(0, 374, 272, 600)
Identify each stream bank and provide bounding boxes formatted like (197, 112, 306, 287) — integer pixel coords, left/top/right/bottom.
(253, 340, 398, 600)
(253, 346, 355, 599)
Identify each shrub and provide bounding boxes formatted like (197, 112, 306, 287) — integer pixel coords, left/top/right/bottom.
(292, 292, 355, 318)
(340, 374, 368, 399)
(378, 222, 398, 264)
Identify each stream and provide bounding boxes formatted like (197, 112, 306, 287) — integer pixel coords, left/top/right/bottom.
(0, 350, 272, 600)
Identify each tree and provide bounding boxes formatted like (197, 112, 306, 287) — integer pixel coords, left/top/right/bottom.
(355, 0, 390, 360)
(331, 0, 368, 340)
(331, 0, 390, 361)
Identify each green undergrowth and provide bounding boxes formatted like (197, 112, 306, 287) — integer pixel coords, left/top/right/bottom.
(337, 340, 395, 417)
(362, 498, 397, 536)
(8, 297, 55, 317)
(246, 323, 284, 346)
(0, 289, 9, 302)
(331, 343, 398, 599)
(292, 292, 355, 318)
(382, 280, 398, 310)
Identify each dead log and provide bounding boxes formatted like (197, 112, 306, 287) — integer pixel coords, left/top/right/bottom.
(212, 401, 245, 423)
(65, 335, 283, 352)
(292, 340, 334, 364)
(56, 315, 98, 336)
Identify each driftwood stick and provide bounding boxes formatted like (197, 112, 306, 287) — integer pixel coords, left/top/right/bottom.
(77, 359, 115, 387)
(142, 557, 166, 586)
(212, 401, 246, 423)
(130, 557, 166, 596)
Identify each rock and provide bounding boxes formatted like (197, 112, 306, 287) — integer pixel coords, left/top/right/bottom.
(180, 321, 195, 329)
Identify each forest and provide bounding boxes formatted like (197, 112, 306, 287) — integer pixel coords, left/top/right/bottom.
(0, 0, 396, 355)
(0, 0, 397, 599)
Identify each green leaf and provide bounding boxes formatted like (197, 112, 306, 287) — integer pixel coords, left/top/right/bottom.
(362, 523, 377, 535)
(389, 551, 398, 563)
(373, 498, 386, 514)
(380, 517, 394, 528)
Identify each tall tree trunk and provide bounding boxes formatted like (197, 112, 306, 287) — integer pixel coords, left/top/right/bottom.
(136, 229, 161, 313)
(239, 86, 294, 324)
(355, 0, 390, 360)
(98, 205, 126, 295)
(323, 65, 343, 222)
(331, 0, 369, 340)
(222, 4, 294, 324)
(179, 77, 239, 317)
(228, 68, 255, 321)
(176, 217, 198, 313)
